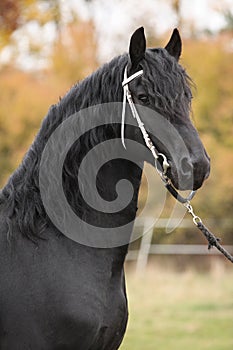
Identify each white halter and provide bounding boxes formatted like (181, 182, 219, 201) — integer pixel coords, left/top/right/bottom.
(121, 65, 170, 174)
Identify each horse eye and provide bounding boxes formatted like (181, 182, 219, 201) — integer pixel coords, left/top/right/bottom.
(185, 91, 193, 100)
(138, 94, 149, 104)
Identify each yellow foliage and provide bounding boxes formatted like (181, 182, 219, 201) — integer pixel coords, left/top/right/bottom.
(0, 0, 37, 48)
(0, 67, 67, 185)
(0, 18, 98, 187)
(180, 36, 233, 218)
(52, 20, 98, 85)
(182, 37, 233, 146)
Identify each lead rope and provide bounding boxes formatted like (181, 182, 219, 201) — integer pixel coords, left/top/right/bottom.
(122, 66, 233, 263)
(184, 203, 233, 262)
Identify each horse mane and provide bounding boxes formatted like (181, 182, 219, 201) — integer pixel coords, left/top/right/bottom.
(145, 48, 193, 120)
(0, 54, 128, 241)
(0, 47, 193, 241)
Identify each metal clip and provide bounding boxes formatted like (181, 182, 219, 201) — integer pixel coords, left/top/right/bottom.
(157, 153, 170, 175)
(184, 202, 202, 226)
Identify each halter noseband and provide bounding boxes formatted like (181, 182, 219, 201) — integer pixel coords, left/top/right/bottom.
(121, 65, 196, 204)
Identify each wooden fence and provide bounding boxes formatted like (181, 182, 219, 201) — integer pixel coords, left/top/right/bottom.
(127, 217, 233, 272)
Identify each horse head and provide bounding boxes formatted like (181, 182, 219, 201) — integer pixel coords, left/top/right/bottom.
(123, 27, 210, 191)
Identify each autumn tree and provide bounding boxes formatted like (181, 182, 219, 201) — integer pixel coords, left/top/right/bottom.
(52, 19, 98, 85)
(0, 0, 61, 49)
(0, 3, 98, 186)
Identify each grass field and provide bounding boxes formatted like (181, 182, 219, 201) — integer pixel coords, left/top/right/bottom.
(120, 264, 233, 350)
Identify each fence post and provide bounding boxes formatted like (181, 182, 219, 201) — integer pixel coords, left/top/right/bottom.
(136, 218, 154, 273)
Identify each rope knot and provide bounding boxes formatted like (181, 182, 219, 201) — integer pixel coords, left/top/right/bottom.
(207, 237, 221, 250)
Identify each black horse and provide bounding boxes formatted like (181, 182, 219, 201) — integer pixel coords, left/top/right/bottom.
(0, 28, 210, 349)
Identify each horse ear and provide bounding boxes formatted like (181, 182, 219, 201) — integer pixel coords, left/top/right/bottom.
(129, 27, 146, 68)
(165, 28, 182, 61)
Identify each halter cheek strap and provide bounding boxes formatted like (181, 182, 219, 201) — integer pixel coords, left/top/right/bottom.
(121, 66, 169, 174)
(121, 68, 143, 149)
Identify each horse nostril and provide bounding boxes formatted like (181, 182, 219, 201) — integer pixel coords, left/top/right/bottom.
(204, 163, 210, 180)
(181, 157, 192, 176)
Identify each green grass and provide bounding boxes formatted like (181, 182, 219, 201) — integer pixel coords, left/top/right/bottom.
(120, 266, 233, 350)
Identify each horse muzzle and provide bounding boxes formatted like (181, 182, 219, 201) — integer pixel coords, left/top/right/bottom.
(168, 152, 210, 191)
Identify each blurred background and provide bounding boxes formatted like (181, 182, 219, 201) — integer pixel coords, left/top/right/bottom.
(0, 0, 232, 348)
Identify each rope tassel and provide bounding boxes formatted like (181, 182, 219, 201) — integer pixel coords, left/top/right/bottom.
(184, 202, 233, 263)
(196, 221, 233, 263)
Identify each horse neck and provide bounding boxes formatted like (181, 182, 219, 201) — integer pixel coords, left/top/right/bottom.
(60, 54, 143, 250)
(1, 54, 144, 252)
(63, 138, 143, 245)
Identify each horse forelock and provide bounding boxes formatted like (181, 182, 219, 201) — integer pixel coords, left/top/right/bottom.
(143, 48, 194, 121)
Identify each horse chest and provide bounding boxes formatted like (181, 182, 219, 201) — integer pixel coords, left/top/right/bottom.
(0, 237, 128, 350)
(50, 272, 128, 349)
(43, 279, 128, 349)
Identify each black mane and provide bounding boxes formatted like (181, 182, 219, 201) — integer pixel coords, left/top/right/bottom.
(144, 48, 193, 120)
(0, 48, 193, 241)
